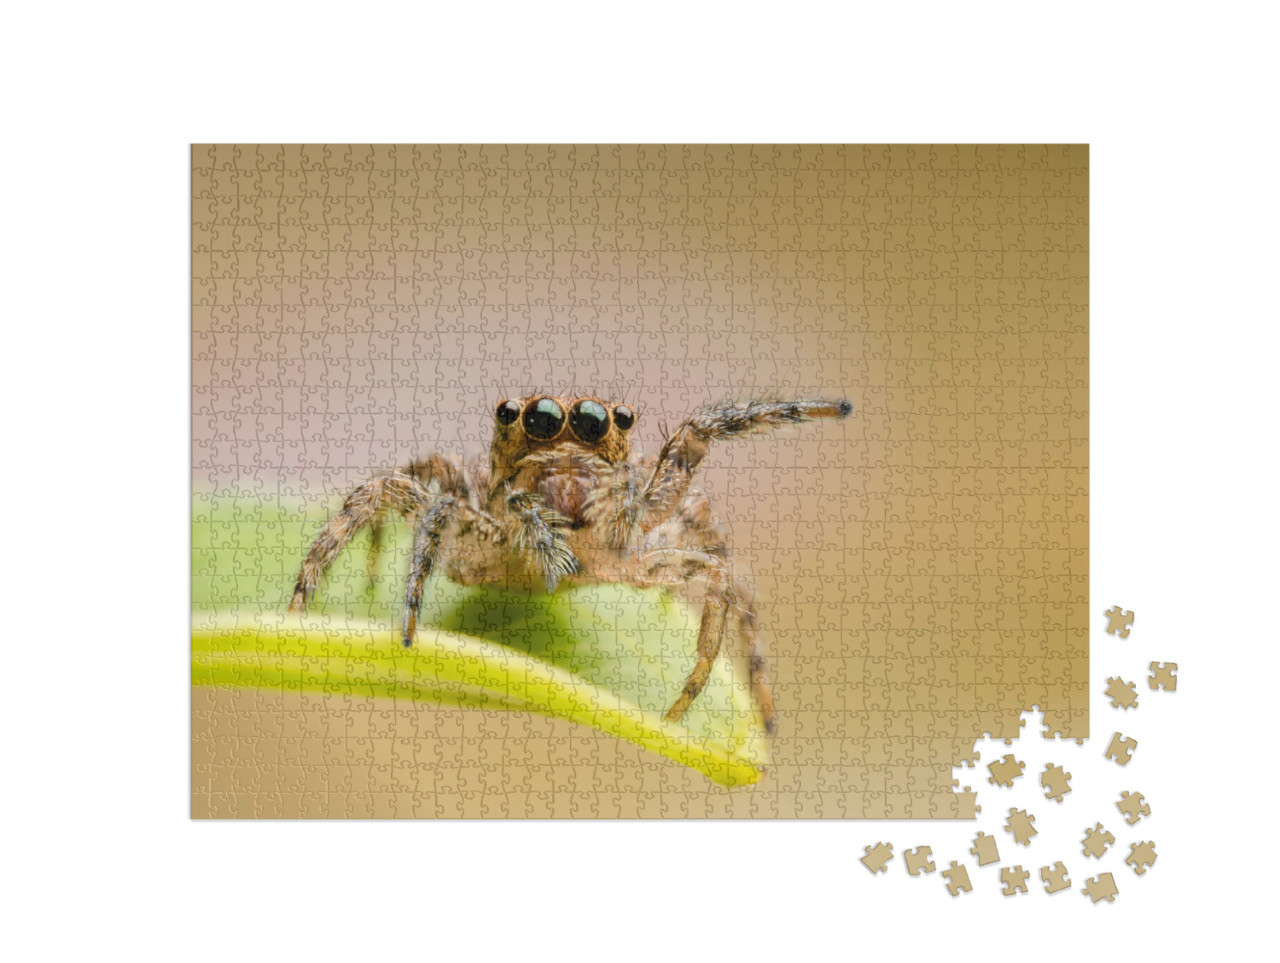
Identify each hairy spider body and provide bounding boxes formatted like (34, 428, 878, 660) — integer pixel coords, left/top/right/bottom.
(290, 395, 852, 734)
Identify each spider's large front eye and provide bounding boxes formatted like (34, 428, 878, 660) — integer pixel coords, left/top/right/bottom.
(495, 400, 520, 426)
(613, 405, 636, 431)
(522, 398, 566, 440)
(569, 399, 610, 443)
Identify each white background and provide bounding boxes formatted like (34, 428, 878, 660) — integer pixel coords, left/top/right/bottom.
(4, 1, 1276, 958)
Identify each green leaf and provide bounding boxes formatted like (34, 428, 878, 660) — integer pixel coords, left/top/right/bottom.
(192, 493, 770, 786)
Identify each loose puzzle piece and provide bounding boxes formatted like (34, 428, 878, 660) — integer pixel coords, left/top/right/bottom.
(1005, 808, 1037, 846)
(1105, 606, 1135, 638)
(1149, 661, 1178, 691)
(1041, 763, 1073, 802)
(904, 847, 936, 876)
(1000, 865, 1030, 896)
(1116, 790, 1151, 826)
(1105, 732, 1138, 766)
(987, 753, 1026, 788)
(1104, 676, 1138, 709)
(1040, 862, 1071, 894)
(1125, 841, 1158, 876)
(970, 831, 1001, 866)
(1082, 822, 1116, 859)
(860, 842, 894, 875)
(1082, 873, 1119, 904)
(942, 861, 973, 897)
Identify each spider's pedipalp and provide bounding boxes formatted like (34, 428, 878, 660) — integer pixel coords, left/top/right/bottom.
(642, 398, 852, 528)
(504, 489, 580, 592)
(289, 471, 433, 612)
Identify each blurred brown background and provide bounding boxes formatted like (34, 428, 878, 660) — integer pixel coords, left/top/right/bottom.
(192, 144, 1087, 818)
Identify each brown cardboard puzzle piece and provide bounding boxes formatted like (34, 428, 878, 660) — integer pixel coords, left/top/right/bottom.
(861, 842, 894, 875)
(904, 846, 936, 876)
(1000, 865, 1030, 896)
(1149, 661, 1178, 691)
(1040, 861, 1071, 894)
(1116, 790, 1151, 826)
(1082, 873, 1118, 904)
(1005, 808, 1037, 846)
(1082, 822, 1115, 859)
(988, 753, 1026, 788)
(1104, 677, 1138, 709)
(1041, 763, 1073, 802)
(1104, 606, 1135, 638)
(1105, 732, 1138, 766)
(1125, 841, 1157, 876)
(970, 831, 1000, 866)
(942, 861, 973, 897)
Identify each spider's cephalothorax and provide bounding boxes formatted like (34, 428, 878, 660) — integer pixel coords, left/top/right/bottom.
(290, 394, 852, 734)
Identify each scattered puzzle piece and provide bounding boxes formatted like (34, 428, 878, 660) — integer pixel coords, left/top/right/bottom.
(1082, 873, 1118, 904)
(1041, 763, 1073, 802)
(1005, 808, 1037, 846)
(1117, 790, 1151, 826)
(942, 861, 972, 897)
(1104, 676, 1138, 709)
(987, 753, 1026, 788)
(1125, 841, 1157, 876)
(1105, 606, 1134, 638)
(904, 847, 935, 876)
(970, 831, 1000, 866)
(1105, 732, 1138, 765)
(1040, 862, 1071, 894)
(860, 842, 894, 875)
(1000, 865, 1030, 895)
(1149, 661, 1178, 691)
(1082, 823, 1116, 859)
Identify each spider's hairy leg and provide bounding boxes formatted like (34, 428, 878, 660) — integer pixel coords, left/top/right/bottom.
(365, 454, 472, 592)
(504, 490, 580, 592)
(731, 578, 778, 736)
(289, 471, 431, 612)
(642, 398, 852, 527)
(639, 549, 734, 726)
(401, 498, 504, 647)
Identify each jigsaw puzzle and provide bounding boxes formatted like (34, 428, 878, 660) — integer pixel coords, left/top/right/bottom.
(1116, 790, 1151, 825)
(1005, 808, 1038, 846)
(988, 753, 1026, 788)
(1082, 873, 1119, 904)
(1149, 662, 1179, 691)
(1105, 732, 1139, 766)
(970, 831, 1001, 866)
(1082, 822, 1116, 858)
(1104, 606, 1135, 638)
(903, 847, 935, 876)
(1000, 865, 1030, 896)
(861, 843, 894, 875)
(190, 144, 1091, 818)
(1040, 862, 1071, 894)
(1040, 763, 1073, 802)
(1125, 841, 1158, 876)
(942, 861, 973, 897)
(1104, 677, 1138, 709)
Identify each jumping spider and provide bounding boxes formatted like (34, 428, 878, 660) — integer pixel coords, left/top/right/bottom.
(290, 394, 852, 734)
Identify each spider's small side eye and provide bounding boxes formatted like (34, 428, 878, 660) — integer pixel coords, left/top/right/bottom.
(495, 400, 521, 426)
(523, 398, 566, 440)
(613, 405, 636, 431)
(569, 399, 610, 443)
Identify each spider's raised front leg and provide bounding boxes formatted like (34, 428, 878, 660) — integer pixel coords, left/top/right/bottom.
(642, 398, 852, 528)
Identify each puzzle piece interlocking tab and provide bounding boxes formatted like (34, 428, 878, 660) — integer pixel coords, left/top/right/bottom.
(1105, 732, 1138, 765)
(1040, 862, 1071, 894)
(1125, 841, 1158, 876)
(1082, 873, 1119, 904)
(942, 861, 972, 897)
(1082, 822, 1116, 859)
(1104, 676, 1138, 709)
(904, 847, 935, 876)
(1000, 865, 1030, 896)
(1149, 661, 1178, 691)
(860, 842, 894, 875)
(1041, 763, 1073, 802)
(1104, 606, 1135, 638)
(1116, 790, 1151, 825)
(1005, 808, 1037, 846)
